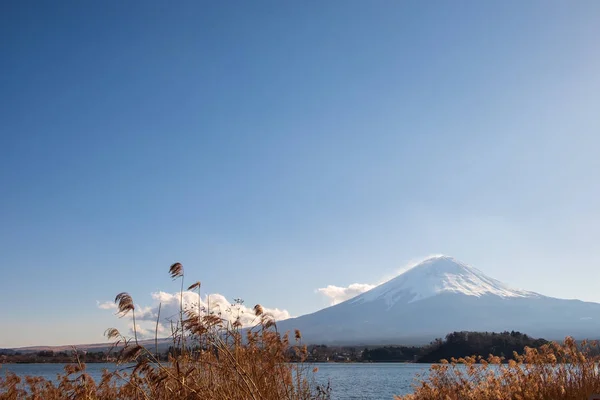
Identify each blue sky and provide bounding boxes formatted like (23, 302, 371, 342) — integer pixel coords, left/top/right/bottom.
(1, 1, 600, 347)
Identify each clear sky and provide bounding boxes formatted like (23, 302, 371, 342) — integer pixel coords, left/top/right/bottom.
(1, 1, 600, 348)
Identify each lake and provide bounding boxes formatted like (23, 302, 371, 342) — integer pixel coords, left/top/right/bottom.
(1, 362, 433, 399)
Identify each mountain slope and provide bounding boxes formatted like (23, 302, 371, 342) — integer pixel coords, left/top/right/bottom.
(276, 256, 600, 345)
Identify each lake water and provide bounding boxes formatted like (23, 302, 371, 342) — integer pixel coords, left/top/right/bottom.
(313, 363, 432, 399)
(1, 362, 433, 399)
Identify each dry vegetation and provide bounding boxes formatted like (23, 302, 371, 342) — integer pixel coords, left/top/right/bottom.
(3, 262, 600, 399)
(396, 337, 600, 400)
(0, 262, 331, 400)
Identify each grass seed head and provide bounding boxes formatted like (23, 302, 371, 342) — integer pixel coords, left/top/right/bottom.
(169, 262, 184, 279)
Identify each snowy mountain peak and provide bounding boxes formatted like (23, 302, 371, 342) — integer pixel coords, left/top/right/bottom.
(352, 255, 539, 307)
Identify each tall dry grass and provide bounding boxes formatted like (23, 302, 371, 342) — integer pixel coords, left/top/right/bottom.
(396, 337, 600, 400)
(0, 262, 331, 400)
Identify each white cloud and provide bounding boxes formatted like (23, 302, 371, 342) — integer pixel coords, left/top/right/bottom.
(99, 291, 291, 337)
(317, 283, 376, 305)
(97, 301, 117, 310)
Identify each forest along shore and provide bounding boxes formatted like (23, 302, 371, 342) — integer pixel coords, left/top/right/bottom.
(1, 331, 552, 364)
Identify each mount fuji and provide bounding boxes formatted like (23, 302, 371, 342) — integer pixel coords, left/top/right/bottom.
(276, 256, 600, 345)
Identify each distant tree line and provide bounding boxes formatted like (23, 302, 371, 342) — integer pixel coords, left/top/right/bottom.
(0, 331, 554, 364)
(0, 350, 110, 364)
(416, 331, 548, 363)
(362, 346, 422, 362)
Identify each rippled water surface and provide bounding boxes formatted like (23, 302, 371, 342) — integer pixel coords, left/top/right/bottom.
(1, 362, 433, 399)
(313, 363, 432, 399)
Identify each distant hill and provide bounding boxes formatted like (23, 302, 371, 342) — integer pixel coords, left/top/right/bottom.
(416, 330, 548, 363)
(359, 331, 548, 363)
(8, 338, 173, 354)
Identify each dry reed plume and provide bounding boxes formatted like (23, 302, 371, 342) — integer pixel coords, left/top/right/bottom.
(0, 262, 331, 400)
(396, 337, 600, 400)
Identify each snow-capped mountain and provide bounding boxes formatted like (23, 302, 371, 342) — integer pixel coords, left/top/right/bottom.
(353, 255, 538, 306)
(276, 255, 600, 345)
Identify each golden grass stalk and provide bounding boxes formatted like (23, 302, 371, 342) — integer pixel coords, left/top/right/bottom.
(114, 292, 138, 344)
